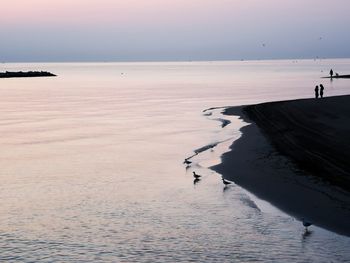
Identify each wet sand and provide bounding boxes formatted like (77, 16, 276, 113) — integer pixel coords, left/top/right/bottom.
(212, 95, 350, 236)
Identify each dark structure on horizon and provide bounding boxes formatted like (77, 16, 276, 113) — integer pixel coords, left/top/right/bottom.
(0, 71, 56, 78)
(323, 74, 350, 79)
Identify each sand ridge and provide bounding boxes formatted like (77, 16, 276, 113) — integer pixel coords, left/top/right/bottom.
(212, 95, 350, 236)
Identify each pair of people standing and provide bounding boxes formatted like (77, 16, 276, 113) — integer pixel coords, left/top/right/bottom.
(315, 84, 324, 99)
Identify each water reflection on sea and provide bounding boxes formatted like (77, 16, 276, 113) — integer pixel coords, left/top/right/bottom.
(0, 60, 349, 262)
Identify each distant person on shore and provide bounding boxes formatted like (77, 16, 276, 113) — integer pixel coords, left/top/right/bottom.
(315, 85, 319, 99)
(330, 69, 333, 78)
(320, 84, 324, 98)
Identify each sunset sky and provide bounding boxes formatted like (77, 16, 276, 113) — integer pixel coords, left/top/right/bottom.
(1, 0, 349, 61)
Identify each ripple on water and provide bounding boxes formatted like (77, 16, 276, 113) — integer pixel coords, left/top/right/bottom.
(1, 61, 350, 262)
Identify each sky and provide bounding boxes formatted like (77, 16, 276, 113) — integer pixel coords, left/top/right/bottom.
(1, 0, 350, 62)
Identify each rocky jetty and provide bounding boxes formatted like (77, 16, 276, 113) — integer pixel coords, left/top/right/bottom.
(0, 71, 56, 78)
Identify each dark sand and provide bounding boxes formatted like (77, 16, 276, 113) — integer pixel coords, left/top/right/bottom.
(212, 95, 350, 236)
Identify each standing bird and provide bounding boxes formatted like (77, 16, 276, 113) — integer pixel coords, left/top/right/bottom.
(302, 218, 312, 231)
(193, 178, 200, 185)
(184, 159, 192, 165)
(193, 171, 201, 179)
(222, 178, 232, 185)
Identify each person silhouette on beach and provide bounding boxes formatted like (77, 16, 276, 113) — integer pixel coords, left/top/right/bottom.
(315, 85, 319, 99)
(330, 69, 333, 79)
(320, 84, 324, 98)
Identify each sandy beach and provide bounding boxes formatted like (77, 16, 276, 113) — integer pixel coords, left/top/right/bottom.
(212, 95, 350, 236)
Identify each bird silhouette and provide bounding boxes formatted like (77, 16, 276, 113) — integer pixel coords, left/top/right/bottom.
(184, 159, 192, 165)
(302, 218, 312, 231)
(222, 178, 232, 185)
(193, 178, 201, 185)
(193, 171, 201, 179)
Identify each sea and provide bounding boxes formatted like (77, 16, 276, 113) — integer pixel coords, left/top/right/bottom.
(0, 59, 349, 262)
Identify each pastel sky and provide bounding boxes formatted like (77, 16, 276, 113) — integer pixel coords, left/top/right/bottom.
(1, 0, 349, 61)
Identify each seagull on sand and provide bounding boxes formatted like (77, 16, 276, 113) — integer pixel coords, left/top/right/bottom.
(302, 218, 312, 231)
(222, 178, 232, 185)
(193, 178, 201, 185)
(192, 171, 201, 179)
(184, 159, 192, 165)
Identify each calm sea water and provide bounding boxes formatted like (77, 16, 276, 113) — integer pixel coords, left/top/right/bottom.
(0, 60, 349, 262)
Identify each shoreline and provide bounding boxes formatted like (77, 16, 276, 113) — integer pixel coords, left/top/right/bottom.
(211, 95, 350, 236)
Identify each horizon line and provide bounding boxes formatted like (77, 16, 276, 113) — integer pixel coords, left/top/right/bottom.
(1, 56, 350, 64)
